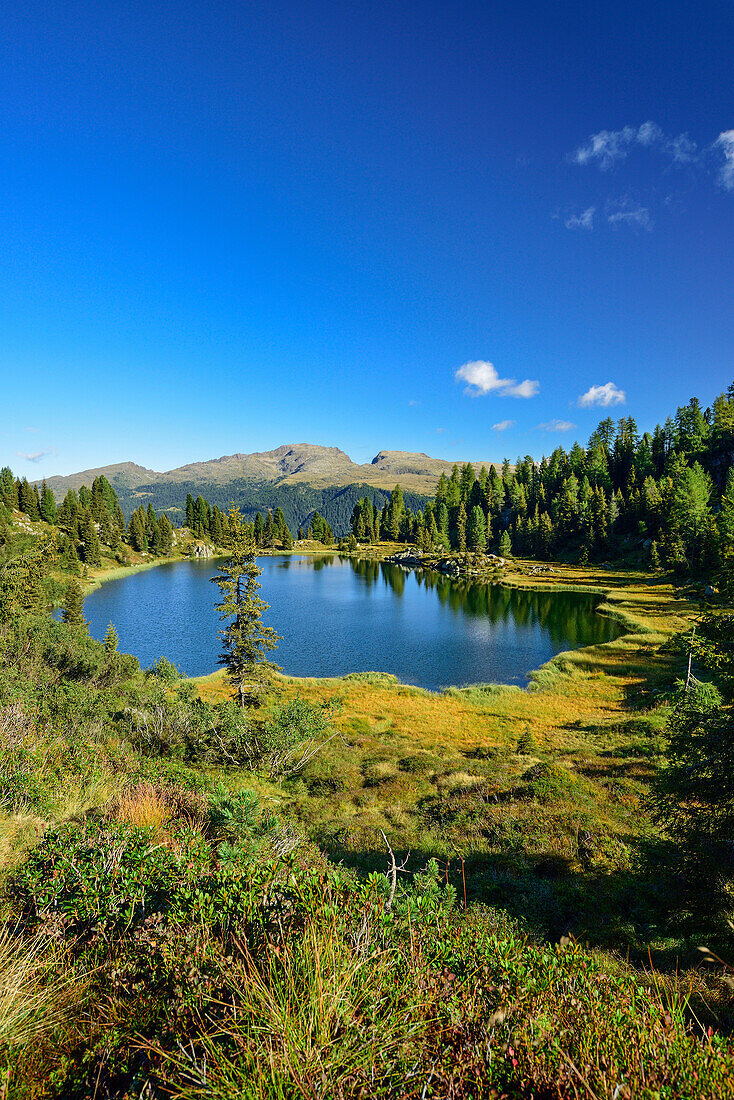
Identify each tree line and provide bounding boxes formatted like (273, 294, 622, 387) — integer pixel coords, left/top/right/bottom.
(349, 383, 734, 574)
(113, 477, 429, 537)
(184, 492, 340, 548)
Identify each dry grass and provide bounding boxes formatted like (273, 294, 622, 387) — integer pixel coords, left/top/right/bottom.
(0, 814, 46, 875)
(149, 916, 425, 1099)
(113, 782, 172, 831)
(0, 923, 80, 1049)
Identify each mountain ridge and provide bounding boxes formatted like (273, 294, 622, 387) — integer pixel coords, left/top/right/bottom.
(38, 444, 501, 498)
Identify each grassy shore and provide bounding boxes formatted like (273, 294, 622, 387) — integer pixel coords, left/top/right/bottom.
(192, 560, 699, 956)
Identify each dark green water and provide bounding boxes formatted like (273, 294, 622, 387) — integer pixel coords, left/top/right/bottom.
(79, 555, 621, 691)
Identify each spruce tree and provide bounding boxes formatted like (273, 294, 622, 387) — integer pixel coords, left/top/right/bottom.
(456, 502, 467, 553)
(40, 481, 57, 523)
(19, 478, 39, 519)
(467, 505, 486, 551)
(0, 467, 15, 508)
(264, 508, 275, 547)
(80, 512, 102, 566)
(212, 508, 281, 707)
(499, 529, 512, 558)
(649, 541, 661, 571)
(159, 514, 174, 554)
(62, 578, 88, 630)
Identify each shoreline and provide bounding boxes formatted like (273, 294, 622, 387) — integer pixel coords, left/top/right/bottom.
(183, 557, 689, 698)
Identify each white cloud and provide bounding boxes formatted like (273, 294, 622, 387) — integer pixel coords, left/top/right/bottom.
(713, 130, 734, 191)
(505, 379, 540, 398)
(455, 361, 539, 399)
(565, 206, 595, 230)
(636, 121, 664, 147)
(669, 133, 698, 165)
(436, 427, 448, 434)
(578, 382, 626, 408)
(537, 419, 576, 432)
(16, 447, 56, 463)
(571, 121, 697, 171)
(572, 125, 639, 169)
(408, 399, 420, 407)
(607, 205, 653, 230)
(492, 420, 515, 432)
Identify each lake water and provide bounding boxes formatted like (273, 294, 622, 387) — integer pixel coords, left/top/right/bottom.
(78, 555, 621, 691)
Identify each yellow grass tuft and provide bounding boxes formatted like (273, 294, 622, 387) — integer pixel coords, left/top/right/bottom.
(114, 783, 171, 831)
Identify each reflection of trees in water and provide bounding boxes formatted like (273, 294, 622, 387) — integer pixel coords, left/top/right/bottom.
(310, 555, 337, 572)
(347, 560, 618, 647)
(350, 557, 383, 588)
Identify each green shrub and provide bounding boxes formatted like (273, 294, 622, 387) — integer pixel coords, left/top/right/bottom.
(519, 762, 578, 803)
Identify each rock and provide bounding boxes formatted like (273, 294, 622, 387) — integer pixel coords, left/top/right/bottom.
(436, 558, 461, 576)
(384, 550, 424, 568)
(705, 585, 717, 598)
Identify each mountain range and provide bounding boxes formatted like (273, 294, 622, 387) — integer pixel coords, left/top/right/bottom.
(37, 444, 499, 535)
(40, 444, 498, 498)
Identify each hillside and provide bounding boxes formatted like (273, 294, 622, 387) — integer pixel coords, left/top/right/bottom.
(36, 444, 500, 531)
(40, 444, 499, 498)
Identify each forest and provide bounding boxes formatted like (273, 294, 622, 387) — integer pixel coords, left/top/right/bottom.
(350, 383, 734, 571)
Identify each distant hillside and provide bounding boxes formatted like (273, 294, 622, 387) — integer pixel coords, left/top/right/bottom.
(36, 444, 500, 533)
(35, 444, 506, 534)
(41, 444, 499, 498)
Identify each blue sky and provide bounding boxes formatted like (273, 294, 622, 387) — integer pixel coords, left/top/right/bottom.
(2, 0, 732, 476)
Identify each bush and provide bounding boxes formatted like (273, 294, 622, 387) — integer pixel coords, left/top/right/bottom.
(519, 762, 579, 803)
(146, 656, 181, 683)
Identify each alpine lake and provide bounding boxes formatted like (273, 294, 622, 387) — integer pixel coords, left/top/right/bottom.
(76, 555, 622, 691)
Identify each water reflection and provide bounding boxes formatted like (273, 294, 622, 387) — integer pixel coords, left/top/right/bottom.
(79, 554, 621, 690)
(350, 560, 614, 651)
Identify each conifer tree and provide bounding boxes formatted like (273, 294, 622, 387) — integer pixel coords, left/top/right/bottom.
(159, 513, 174, 554)
(264, 508, 275, 547)
(273, 507, 287, 540)
(40, 481, 57, 523)
(212, 508, 281, 706)
(456, 502, 467, 553)
(467, 505, 486, 551)
(62, 578, 87, 630)
(649, 541, 661, 571)
(80, 512, 102, 566)
(210, 506, 223, 545)
(103, 622, 119, 654)
(499, 529, 512, 557)
(0, 467, 15, 508)
(18, 478, 39, 519)
(128, 509, 147, 552)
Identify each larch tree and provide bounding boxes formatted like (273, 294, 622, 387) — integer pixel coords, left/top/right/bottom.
(212, 507, 281, 707)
